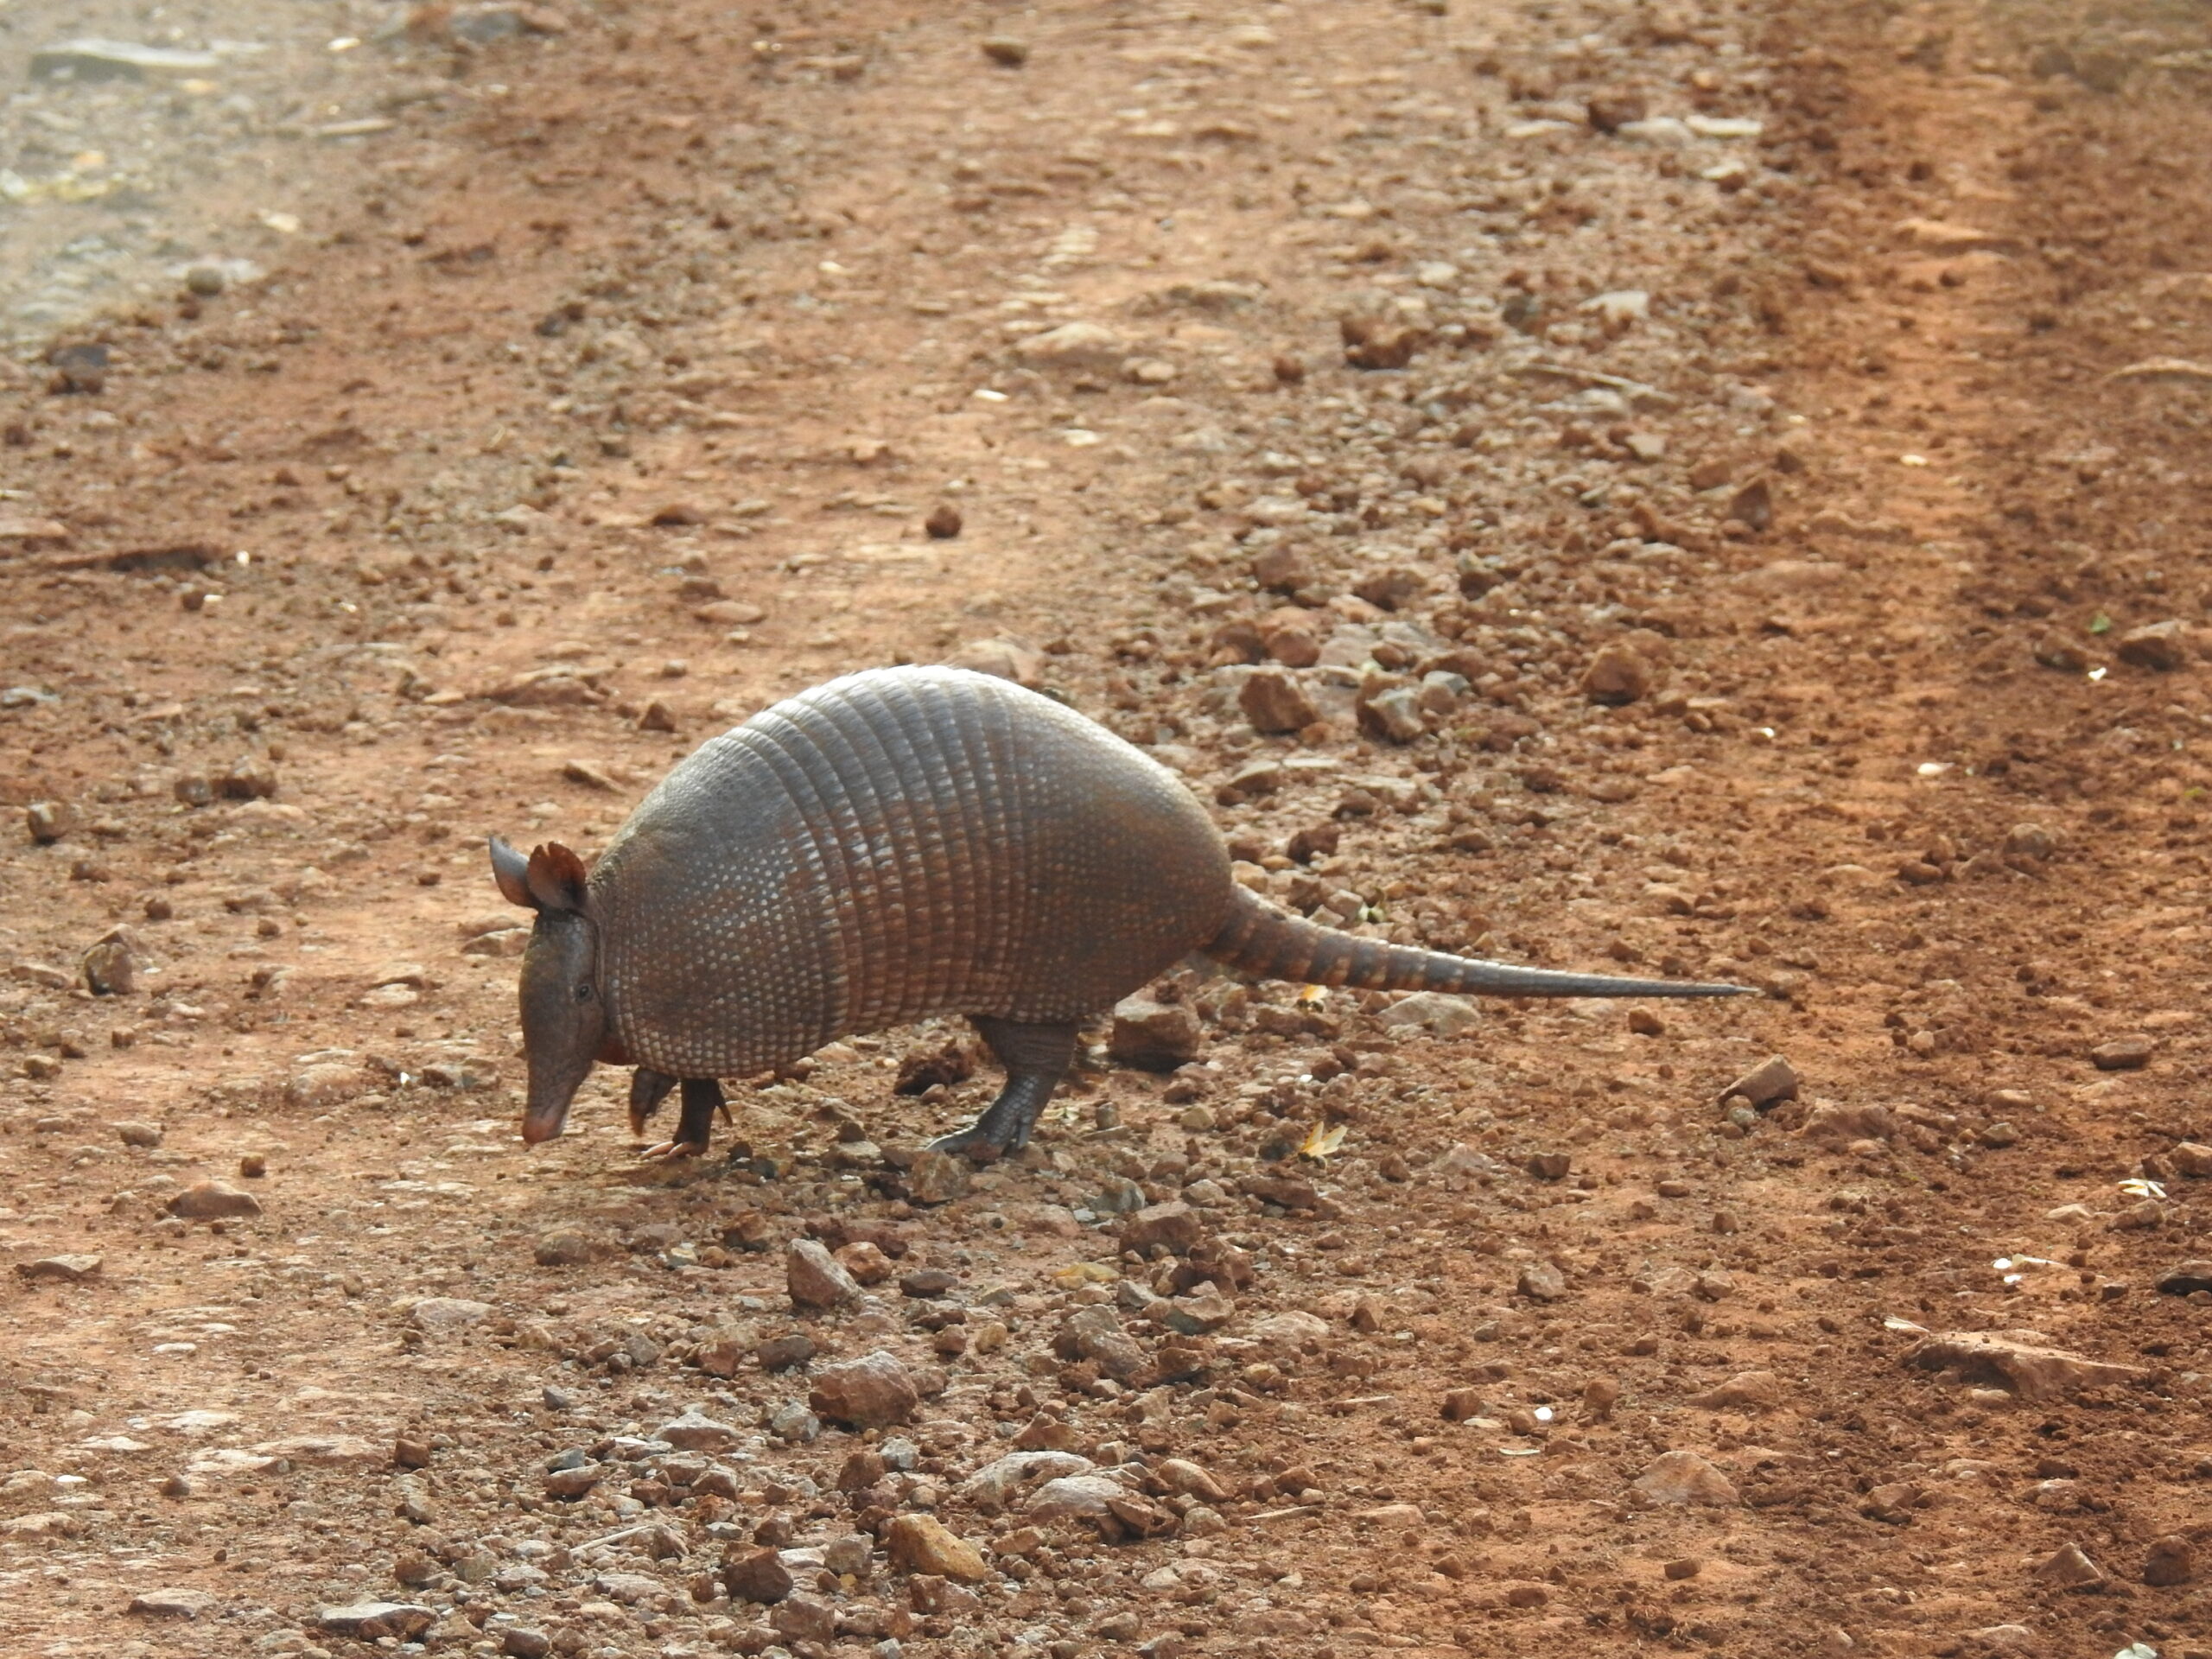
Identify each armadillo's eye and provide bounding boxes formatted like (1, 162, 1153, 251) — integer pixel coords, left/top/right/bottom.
(575, 983, 594, 1002)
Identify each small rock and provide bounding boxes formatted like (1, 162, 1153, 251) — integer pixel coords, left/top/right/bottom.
(503, 1630, 553, 1659)
(1109, 997, 1202, 1070)
(408, 1297, 492, 1335)
(1118, 1202, 1203, 1254)
(722, 1547, 794, 1604)
(2005, 822, 2057, 861)
(81, 931, 138, 995)
(886, 1515, 990, 1582)
(127, 1588, 215, 1618)
(15, 1255, 101, 1285)
(925, 503, 963, 539)
(658, 1408, 742, 1452)
(317, 1603, 435, 1641)
(905, 1149, 969, 1205)
(543, 1465, 601, 1500)
(2115, 620, 2188, 671)
(1580, 642, 1656, 705)
(2154, 1261, 2212, 1295)
(1720, 1054, 1800, 1109)
(787, 1238, 861, 1308)
(809, 1351, 920, 1428)
(1238, 668, 1319, 734)
(944, 637, 1045, 688)
(2167, 1141, 2212, 1177)
(2143, 1534, 2195, 1586)
(1630, 1452, 1739, 1509)
(1359, 685, 1427, 743)
(25, 801, 73, 844)
(772, 1593, 836, 1645)
(117, 1121, 162, 1148)
(533, 1228, 605, 1267)
(1014, 321, 1122, 371)
(1586, 89, 1649, 131)
(168, 1181, 262, 1221)
(2091, 1035, 2153, 1071)
(981, 35, 1028, 67)
(2035, 630, 2091, 672)
(1685, 1371, 1779, 1410)
(1516, 1262, 1568, 1302)
(2033, 1541, 2104, 1590)
(1663, 1559, 1702, 1581)
(1377, 991, 1478, 1037)
(1023, 1473, 1127, 1521)
(219, 755, 278, 800)
(963, 1450, 1095, 1511)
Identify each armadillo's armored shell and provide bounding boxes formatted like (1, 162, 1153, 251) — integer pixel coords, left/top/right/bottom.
(591, 666, 1230, 1079)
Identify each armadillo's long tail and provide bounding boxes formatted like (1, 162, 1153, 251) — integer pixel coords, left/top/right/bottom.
(1203, 886, 1751, 1000)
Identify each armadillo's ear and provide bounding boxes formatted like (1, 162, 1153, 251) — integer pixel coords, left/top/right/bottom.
(489, 836, 534, 909)
(525, 842, 591, 914)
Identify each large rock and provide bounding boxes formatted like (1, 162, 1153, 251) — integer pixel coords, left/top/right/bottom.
(1108, 997, 1201, 1070)
(786, 1238, 861, 1309)
(1901, 1330, 2147, 1401)
(808, 1351, 919, 1429)
(1631, 1451, 1739, 1507)
(885, 1515, 989, 1582)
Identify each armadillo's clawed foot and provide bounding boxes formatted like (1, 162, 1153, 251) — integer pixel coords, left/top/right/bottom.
(925, 1127, 1007, 1164)
(640, 1139, 709, 1160)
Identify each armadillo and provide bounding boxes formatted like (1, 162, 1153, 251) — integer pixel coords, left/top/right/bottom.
(490, 665, 1745, 1158)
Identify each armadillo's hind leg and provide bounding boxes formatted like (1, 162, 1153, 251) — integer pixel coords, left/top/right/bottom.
(640, 1077, 729, 1160)
(929, 1017, 1079, 1160)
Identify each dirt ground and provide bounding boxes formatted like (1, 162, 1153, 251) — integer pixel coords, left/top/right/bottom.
(3, 0, 2210, 1655)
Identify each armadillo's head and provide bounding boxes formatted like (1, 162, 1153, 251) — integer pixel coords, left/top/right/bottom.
(490, 836, 604, 1145)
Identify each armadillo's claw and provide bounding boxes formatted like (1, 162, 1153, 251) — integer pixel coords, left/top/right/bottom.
(639, 1139, 709, 1160)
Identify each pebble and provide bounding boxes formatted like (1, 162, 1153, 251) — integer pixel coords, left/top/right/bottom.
(533, 1228, 606, 1267)
(886, 1515, 990, 1581)
(981, 35, 1029, 67)
(1238, 669, 1319, 734)
(409, 1297, 492, 1335)
(1377, 992, 1478, 1037)
(2115, 620, 2188, 671)
(2033, 1541, 2104, 1589)
(316, 1603, 435, 1641)
(2154, 1261, 2212, 1296)
(925, 503, 963, 539)
(1901, 1330, 2146, 1401)
(1580, 642, 1657, 705)
(15, 1255, 101, 1285)
(1719, 1054, 1799, 1109)
(809, 1351, 920, 1428)
(787, 1238, 861, 1308)
(2143, 1534, 2195, 1586)
(2165, 1141, 2211, 1176)
(1516, 1261, 1567, 1302)
(905, 1150, 969, 1205)
(25, 801, 72, 844)
(2004, 823, 2057, 861)
(944, 638, 1046, 689)
(2034, 630, 2091, 673)
(658, 1407, 743, 1452)
(168, 1181, 263, 1220)
(1685, 1370, 1779, 1410)
(1013, 321, 1123, 371)
(80, 930, 139, 995)
(502, 1630, 552, 1659)
(1108, 997, 1202, 1069)
(117, 1120, 162, 1147)
(722, 1547, 795, 1604)
(2090, 1035, 2153, 1071)
(127, 1588, 215, 1618)
(1117, 1201, 1203, 1254)
(1631, 1451, 1740, 1506)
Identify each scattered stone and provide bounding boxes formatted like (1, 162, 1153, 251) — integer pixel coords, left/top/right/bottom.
(503, 1630, 552, 1659)
(1580, 642, 1656, 704)
(723, 1547, 794, 1604)
(2033, 1541, 2104, 1590)
(1014, 321, 1122, 371)
(2143, 1534, 2195, 1587)
(533, 1228, 606, 1267)
(117, 1121, 162, 1148)
(1378, 991, 1479, 1037)
(543, 1465, 601, 1500)
(15, 1255, 100, 1285)
(1663, 1559, 1702, 1581)
(1025, 1473, 1128, 1521)
(25, 801, 73, 844)
(925, 503, 963, 539)
(810, 1351, 920, 1428)
(2115, 620, 2188, 671)
(1586, 89, 1649, 131)
(168, 1181, 262, 1221)
(787, 1238, 861, 1309)
(963, 1451, 1094, 1511)
(1902, 1330, 2147, 1401)
(1632, 1451, 1740, 1506)
(2091, 1035, 2153, 1071)
(886, 1515, 990, 1582)
(409, 1297, 492, 1336)
(80, 930, 138, 995)
(981, 35, 1028, 67)
(1109, 997, 1203, 1070)
(127, 1588, 215, 1618)
(1118, 1202, 1203, 1254)
(905, 1149, 969, 1205)
(944, 636, 1045, 688)
(1238, 668, 1319, 734)
(1686, 1371, 1779, 1410)
(2169, 1141, 2212, 1177)
(1516, 1262, 1567, 1302)
(1359, 685, 1427, 743)
(2154, 1261, 2212, 1295)
(317, 1603, 435, 1641)
(1720, 1054, 1799, 1109)
(658, 1408, 742, 1452)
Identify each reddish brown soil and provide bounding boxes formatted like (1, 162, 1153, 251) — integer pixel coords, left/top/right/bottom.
(2, 1, 2209, 1656)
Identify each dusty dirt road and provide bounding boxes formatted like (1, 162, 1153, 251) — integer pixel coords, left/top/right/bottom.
(3, 0, 2209, 1656)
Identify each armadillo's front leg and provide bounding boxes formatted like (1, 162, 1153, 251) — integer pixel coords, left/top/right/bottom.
(929, 1018, 1078, 1159)
(642, 1077, 728, 1160)
(628, 1068, 677, 1138)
